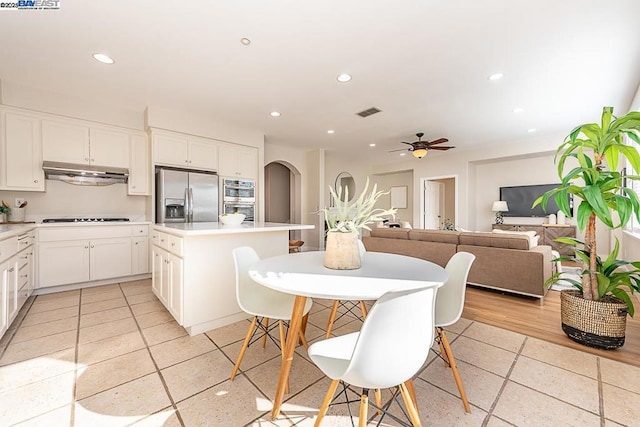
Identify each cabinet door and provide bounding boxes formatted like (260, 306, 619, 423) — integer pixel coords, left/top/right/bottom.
(4, 257, 19, 324)
(218, 145, 238, 177)
(90, 238, 132, 281)
(188, 138, 218, 171)
(153, 134, 188, 167)
(89, 128, 130, 168)
(128, 134, 150, 195)
(132, 237, 150, 275)
(38, 240, 90, 287)
(237, 147, 257, 180)
(42, 120, 90, 164)
(152, 246, 163, 299)
(168, 254, 183, 323)
(2, 112, 44, 191)
(160, 250, 170, 305)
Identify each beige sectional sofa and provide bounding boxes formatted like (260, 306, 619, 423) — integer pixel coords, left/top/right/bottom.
(362, 228, 553, 300)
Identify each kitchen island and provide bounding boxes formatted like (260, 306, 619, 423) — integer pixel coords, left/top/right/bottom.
(151, 222, 314, 335)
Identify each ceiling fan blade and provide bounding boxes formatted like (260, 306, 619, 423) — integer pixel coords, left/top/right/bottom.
(426, 138, 449, 146)
(400, 141, 414, 146)
(389, 148, 411, 152)
(429, 146, 455, 150)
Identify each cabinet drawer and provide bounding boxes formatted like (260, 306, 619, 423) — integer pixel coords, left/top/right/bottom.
(168, 235, 183, 257)
(131, 225, 149, 236)
(0, 237, 19, 263)
(157, 232, 170, 251)
(39, 226, 132, 242)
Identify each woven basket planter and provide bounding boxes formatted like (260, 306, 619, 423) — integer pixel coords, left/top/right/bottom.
(560, 290, 628, 350)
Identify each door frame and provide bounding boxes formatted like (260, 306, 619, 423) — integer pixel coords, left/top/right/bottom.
(419, 174, 458, 230)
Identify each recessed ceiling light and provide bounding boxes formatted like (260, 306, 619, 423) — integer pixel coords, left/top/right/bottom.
(240, 38, 251, 46)
(528, 128, 537, 133)
(400, 153, 406, 156)
(269, 111, 281, 117)
(327, 130, 335, 134)
(369, 143, 376, 147)
(512, 107, 524, 113)
(488, 72, 504, 81)
(92, 53, 114, 64)
(337, 73, 352, 83)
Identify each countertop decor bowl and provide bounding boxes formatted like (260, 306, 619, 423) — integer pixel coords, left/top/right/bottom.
(220, 213, 246, 225)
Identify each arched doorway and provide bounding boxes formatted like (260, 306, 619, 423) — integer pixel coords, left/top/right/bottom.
(265, 161, 303, 241)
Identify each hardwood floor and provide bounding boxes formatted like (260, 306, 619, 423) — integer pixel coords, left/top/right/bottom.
(463, 286, 640, 368)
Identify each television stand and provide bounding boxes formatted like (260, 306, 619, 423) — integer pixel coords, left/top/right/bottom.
(492, 223, 576, 256)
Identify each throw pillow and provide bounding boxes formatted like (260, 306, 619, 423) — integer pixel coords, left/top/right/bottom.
(491, 229, 539, 248)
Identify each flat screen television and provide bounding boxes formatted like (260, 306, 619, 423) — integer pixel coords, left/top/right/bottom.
(499, 184, 572, 217)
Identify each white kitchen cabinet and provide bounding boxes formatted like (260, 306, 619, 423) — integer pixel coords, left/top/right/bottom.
(151, 229, 183, 324)
(39, 240, 91, 286)
(1, 229, 36, 338)
(1, 111, 45, 191)
(42, 119, 130, 168)
(128, 134, 150, 195)
(219, 144, 257, 179)
(152, 132, 218, 171)
(89, 238, 132, 281)
(131, 236, 150, 275)
(37, 225, 148, 288)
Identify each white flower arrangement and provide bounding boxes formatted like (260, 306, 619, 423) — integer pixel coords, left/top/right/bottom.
(323, 177, 397, 233)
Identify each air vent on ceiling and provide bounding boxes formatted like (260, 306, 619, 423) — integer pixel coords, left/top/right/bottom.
(356, 107, 382, 118)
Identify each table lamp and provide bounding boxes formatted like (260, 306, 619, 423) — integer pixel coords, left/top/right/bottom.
(492, 201, 508, 224)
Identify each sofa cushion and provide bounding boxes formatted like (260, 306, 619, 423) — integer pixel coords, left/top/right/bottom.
(369, 228, 410, 240)
(491, 229, 539, 248)
(459, 232, 530, 250)
(409, 229, 460, 244)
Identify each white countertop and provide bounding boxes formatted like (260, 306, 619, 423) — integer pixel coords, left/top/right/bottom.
(0, 224, 37, 239)
(154, 221, 315, 236)
(0, 221, 152, 240)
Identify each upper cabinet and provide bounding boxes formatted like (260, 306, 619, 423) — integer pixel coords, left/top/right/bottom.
(42, 119, 129, 168)
(153, 132, 218, 171)
(128, 134, 150, 195)
(0, 110, 45, 191)
(218, 143, 257, 179)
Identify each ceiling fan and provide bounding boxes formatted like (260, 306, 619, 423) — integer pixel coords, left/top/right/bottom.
(390, 132, 455, 158)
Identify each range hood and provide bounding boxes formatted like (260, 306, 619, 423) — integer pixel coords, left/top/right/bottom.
(42, 161, 129, 186)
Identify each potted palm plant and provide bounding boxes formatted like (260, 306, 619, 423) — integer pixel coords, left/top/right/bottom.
(535, 106, 640, 349)
(322, 177, 397, 269)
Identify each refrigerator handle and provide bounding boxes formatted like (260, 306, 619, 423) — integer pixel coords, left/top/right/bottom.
(188, 188, 194, 222)
(184, 188, 190, 223)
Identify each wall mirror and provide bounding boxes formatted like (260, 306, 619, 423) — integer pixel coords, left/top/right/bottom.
(334, 172, 356, 202)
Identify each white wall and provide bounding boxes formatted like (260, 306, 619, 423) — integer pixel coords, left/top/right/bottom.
(371, 170, 413, 225)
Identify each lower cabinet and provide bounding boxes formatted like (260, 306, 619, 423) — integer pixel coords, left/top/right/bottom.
(152, 240, 183, 324)
(1, 229, 35, 337)
(38, 225, 149, 288)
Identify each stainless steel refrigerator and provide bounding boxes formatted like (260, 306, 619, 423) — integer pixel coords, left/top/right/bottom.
(155, 167, 219, 223)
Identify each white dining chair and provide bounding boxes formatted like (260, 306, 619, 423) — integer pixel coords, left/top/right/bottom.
(325, 239, 368, 338)
(230, 246, 314, 382)
(309, 285, 439, 427)
(434, 251, 476, 413)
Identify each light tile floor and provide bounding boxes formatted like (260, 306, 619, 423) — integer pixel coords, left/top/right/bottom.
(1, 279, 639, 426)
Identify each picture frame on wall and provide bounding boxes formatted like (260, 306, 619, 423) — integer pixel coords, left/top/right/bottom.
(390, 186, 407, 209)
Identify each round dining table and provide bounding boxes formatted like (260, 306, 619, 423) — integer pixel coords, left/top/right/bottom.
(249, 250, 448, 418)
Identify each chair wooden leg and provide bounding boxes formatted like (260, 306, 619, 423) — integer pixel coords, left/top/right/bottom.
(314, 379, 339, 427)
(278, 321, 290, 395)
(230, 316, 257, 381)
(299, 313, 309, 346)
(261, 317, 270, 349)
(404, 379, 420, 418)
(440, 328, 471, 413)
(399, 383, 422, 427)
(374, 388, 382, 415)
(358, 389, 368, 427)
(359, 300, 368, 318)
(326, 300, 340, 338)
(298, 329, 309, 350)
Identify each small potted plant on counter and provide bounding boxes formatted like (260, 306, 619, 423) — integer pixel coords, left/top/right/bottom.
(535, 106, 640, 349)
(322, 177, 397, 270)
(0, 201, 11, 223)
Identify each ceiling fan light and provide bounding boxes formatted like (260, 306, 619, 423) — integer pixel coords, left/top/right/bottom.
(412, 148, 428, 159)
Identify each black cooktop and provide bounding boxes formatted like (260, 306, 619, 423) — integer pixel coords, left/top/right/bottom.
(42, 218, 131, 223)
